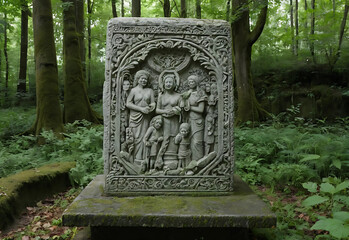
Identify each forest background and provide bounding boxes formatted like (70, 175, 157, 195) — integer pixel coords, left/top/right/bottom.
(0, 0, 349, 239)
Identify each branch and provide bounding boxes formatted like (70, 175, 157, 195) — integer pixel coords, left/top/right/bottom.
(249, 1, 268, 45)
(172, 0, 180, 16)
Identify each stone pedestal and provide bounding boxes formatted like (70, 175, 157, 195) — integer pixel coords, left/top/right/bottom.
(62, 175, 276, 240)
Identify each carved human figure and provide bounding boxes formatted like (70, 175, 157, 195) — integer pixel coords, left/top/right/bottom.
(175, 123, 191, 168)
(156, 70, 181, 170)
(126, 70, 155, 165)
(182, 75, 206, 161)
(205, 83, 218, 155)
(120, 80, 131, 143)
(121, 127, 134, 160)
(143, 115, 164, 170)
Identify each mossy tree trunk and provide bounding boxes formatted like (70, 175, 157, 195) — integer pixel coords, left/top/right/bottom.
(4, 12, 9, 98)
(164, 0, 171, 17)
(75, 0, 85, 81)
(87, 0, 93, 87)
(196, 0, 201, 19)
(112, 0, 118, 17)
(132, 0, 141, 17)
(63, 0, 100, 124)
(17, 0, 29, 93)
(32, 0, 64, 136)
(232, 0, 268, 125)
(180, 0, 187, 18)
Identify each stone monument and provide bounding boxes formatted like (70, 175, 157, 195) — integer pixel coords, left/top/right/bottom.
(63, 18, 276, 240)
(104, 18, 234, 195)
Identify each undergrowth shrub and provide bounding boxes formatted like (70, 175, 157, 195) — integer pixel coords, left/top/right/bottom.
(235, 123, 349, 188)
(0, 120, 103, 186)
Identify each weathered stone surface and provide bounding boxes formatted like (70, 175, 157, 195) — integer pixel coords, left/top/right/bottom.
(63, 175, 276, 229)
(104, 18, 234, 194)
(0, 162, 75, 230)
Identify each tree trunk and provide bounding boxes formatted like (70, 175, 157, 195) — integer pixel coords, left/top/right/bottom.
(196, 0, 201, 19)
(132, 0, 141, 17)
(112, 0, 118, 17)
(226, 0, 231, 21)
(181, 0, 187, 18)
(232, 0, 268, 125)
(4, 12, 9, 98)
(121, 0, 124, 17)
(75, 0, 86, 83)
(164, 0, 171, 17)
(17, 1, 29, 93)
(332, 0, 349, 66)
(304, 0, 308, 29)
(87, 0, 93, 87)
(63, 0, 100, 124)
(290, 0, 295, 55)
(295, 0, 299, 56)
(310, 0, 315, 63)
(31, 0, 64, 135)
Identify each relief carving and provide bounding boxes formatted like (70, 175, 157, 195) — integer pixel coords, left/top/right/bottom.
(104, 18, 234, 194)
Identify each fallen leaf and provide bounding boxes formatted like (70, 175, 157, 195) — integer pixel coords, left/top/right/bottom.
(43, 222, 51, 228)
(21, 236, 30, 240)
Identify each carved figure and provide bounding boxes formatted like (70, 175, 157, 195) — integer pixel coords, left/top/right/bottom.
(205, 83, 218, 155)
(182, 75, 206, 161)
(126, 70, 156, 165)
(121, 128, 134, 159)
(143, 115, 164, 170)
(156, 70, 182, 170)
(175, 123, 191, 168)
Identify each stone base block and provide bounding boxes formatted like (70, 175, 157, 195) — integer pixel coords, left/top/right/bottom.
(63, 175, 276, 240)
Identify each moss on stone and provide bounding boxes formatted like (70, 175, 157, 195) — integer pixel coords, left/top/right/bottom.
(0, 162, 75, 230)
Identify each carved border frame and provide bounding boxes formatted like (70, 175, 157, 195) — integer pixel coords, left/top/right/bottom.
(104, 18, 234, 195)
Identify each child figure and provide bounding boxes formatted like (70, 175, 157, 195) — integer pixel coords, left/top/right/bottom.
(143, 116, 164, 170)
(175, 123, 191, 168)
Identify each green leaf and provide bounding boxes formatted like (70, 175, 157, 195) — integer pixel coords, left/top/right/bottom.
(335, 181, 349, 193)
(320, 182, 336, 195)
(302, 195, 329, 207)
(302, 182, 318, 193)
(311, 219, 349, 239)
(333, 212, 349, 222)
(331, 159, 341, 170)
(300, 154, 320, 162)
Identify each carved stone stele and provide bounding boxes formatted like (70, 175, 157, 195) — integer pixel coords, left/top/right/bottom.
(104, 18, 234, 195)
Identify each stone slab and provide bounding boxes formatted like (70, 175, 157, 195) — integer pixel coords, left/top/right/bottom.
(63, 175, 276, 229)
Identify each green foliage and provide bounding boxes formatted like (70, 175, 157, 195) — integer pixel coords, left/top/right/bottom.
(0, 118, 103, 186)
(235, 113, 349, 188)
(302, 178, 349, 239)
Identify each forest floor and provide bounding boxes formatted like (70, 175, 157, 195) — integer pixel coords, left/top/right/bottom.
(0, 185, 330, 240)
(0, 188, 82, 240)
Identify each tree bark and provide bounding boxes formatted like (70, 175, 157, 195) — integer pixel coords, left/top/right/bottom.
(121, 0, 125, 17)
(290, 0, 295, 55)
(31, 0, 64, 135)
(112, 0, 118, 17)
(17, 1, 29, 93)
(63, 0, 100, 124)
(332, 0, 349, 66)
(196, 0, 201, 19)
(132, 0, 141, 17)
(310, 0, 315, 63)
(232, 0, 268, 125)
(75, 0, 86, 83)
(226, 0, 231, 21)
(181, 0, 187, 18)
(164, 0, 171, 17)
(304, 0, 308, 29)
(4, 12, 9, 98)
(87, 0, 93, 87)
(295, 0, 299, 56)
